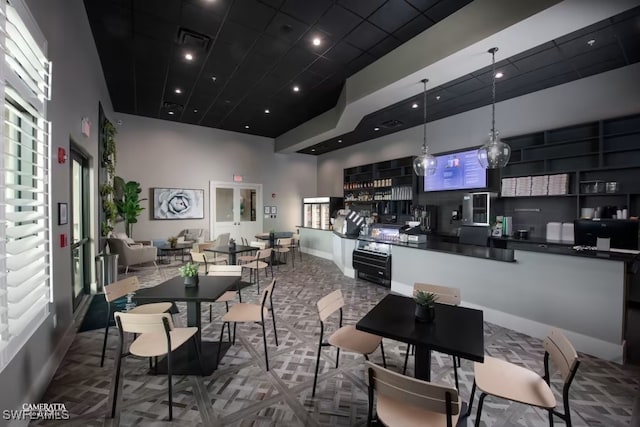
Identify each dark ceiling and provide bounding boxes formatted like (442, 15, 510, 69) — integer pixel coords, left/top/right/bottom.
(84, 0, 472, 138)
(298, 5, 640, 155)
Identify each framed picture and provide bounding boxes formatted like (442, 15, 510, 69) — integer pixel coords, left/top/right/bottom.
(264, 206, 270, 215)
(153, 188, 205, 220)
(58, 203, 68, 225)
(271, 206, 277, 214)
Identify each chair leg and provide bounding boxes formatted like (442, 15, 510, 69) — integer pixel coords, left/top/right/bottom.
(110, 352, 123, 418)
(466, 380, 477, 417)
(209, 304, 212, 322)
(167, 351, 173, 421)
(335, 348, 340, 368)
(256, 269, 260, 293)
(403, 345, 410, 375)
(312, 337, 323, 397)
(452, 355, 459, 390)
(474, 392, 487, 427)
(548, 409, 554, 427)
(291, 249, 294, 269)
(125, 266, 129, 274)
(271, 311, 279, 347)
(380, 340, 387, 368)
(261, 322, 270, 371)
(101, 306, 112, 367)
(225, 302, 232, 343)
(233, 323, 237, 345)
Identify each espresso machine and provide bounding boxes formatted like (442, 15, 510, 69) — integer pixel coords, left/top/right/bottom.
(412, 205, 438, 232)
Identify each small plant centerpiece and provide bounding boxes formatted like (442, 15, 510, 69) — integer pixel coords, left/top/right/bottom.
(414, 290, 438, 322)
(167, 236, 178, 248)
(179, 262, 199, 287)
(228, 238, 236, 250)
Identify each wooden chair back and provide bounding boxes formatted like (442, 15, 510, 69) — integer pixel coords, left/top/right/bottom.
(250, 241, 267, 250)
(366, 361, 460, 415)
(114, 312, 174, 334)
(260, 279, 276, 307)
(277, 238, 292, 248)
(256, 248, 272, 261)
(105, 276, 140, 303)
(190, 251, 206, 263)
(317, 289, 344, 322)
(208, 265, 242, 276)
(543, 328, 579, 382)
(196, 242, 214, 252)
(413, 283, 461, 306)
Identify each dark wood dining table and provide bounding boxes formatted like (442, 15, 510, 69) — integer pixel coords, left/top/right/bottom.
(255, 232, 293, 265)
(205, 244, 259, 289)
(134, 274, 239, 375)
(356, 293, 485, 381)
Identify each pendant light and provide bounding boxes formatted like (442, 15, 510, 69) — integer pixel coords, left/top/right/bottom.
(478, 47, 511, 169)
(413, 79, 437, 176)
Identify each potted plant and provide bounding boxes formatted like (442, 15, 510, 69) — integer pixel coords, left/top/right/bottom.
(414, 290, 438, 322)
(167, 236, 178, 248)
(114, 177, 146, 239)
(179, 262, 199, 287)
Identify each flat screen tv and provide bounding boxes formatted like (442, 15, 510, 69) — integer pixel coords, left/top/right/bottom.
(424, 148, 487, 192)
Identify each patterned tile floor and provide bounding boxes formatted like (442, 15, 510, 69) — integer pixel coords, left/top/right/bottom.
(34, 254, 640, 426)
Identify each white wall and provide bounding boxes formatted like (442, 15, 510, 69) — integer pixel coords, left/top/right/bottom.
(112, 113, 318, 241)
(317, 63, 640, 195)
(0, 0, 113, 420)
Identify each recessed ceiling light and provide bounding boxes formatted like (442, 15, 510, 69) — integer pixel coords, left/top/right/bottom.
(494, 72, 504, 78)
(312, 37, 321, 46)
(264, 109, 270, 114)
(587, 39, 596, 46)
(411, 103, 419, 109)
(193, 109, 198, 113)
(244, 125, 250, 129)
(168, 111, 175, 115)
(293, 85, 300, 92)
(374, 127, 380, 131)
(311, 148, 316, 152)
(436, 95, 441, 101)
(338, 139, 342, 143)
(185, 53, 193, 61)
(175, 88, 182, 94)
(211, 76, 217, 82)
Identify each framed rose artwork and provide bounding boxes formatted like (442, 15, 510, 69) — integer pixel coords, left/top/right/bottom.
(153, 188, 204, 219)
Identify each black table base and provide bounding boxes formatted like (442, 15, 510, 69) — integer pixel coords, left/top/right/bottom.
(149, 341, 231, 376)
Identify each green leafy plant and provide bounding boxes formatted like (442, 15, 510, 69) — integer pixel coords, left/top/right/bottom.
(100, 118, 117, 236)
(178, 262, 199, 278)
(114, 176, 146, 238)
(167, 236, 178, 247)
(414, 290, 438, 308)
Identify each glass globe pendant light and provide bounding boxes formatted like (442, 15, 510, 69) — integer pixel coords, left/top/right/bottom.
(413, 79, 437, 176)
(478, 47, 511, 169)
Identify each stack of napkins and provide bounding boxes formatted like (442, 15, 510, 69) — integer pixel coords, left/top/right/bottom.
(548, 173, 569, 195)
(531, 175, 549, 196)
(515, 176, 532, 196)
(501, 178, 516, 197)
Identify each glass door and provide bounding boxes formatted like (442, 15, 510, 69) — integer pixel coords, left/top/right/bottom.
(70, 148, 90, 309)
(210, 181, 263, 244)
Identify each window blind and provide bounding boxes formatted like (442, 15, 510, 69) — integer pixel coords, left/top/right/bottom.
(0, 0, 51, 372)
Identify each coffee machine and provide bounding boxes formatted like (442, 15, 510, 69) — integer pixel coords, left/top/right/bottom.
(413, 205, 438, 232)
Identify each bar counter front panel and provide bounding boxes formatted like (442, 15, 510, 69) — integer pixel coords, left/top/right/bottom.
(330, 232, 626, 363)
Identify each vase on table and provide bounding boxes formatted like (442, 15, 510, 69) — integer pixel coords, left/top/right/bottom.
(184, 275, 199, 288)
(415, 304, 435, 323)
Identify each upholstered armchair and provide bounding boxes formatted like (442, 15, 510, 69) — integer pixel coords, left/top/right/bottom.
(107, 238, 158, 273)
(177, 228, 205, 244)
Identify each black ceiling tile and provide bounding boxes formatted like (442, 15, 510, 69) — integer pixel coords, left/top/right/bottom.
(345, 52, 376, 74)
(508, 41, 555, 62)
(91, 9, 133, 40)
(337, 0, 386, 19)
(442, 77, 484, 95)
(620, 34, 640, 62)
(182, 0, 232, 15)
(228, 0, 277, 32)
(323, 40, 363, 63)
(264, 12, 309, 44)
(133, 0, 182, 23)
(473, 63, 520, 84)
(280, 45, 318, 71)
(178, 3, 223, 38)
(346, 21, 388, 51)
(405, 0, 439, 12)
(281, 0, 333, 25)
(423, 0, 472, 22)
(298, 28, 334, 56)
(568, 43, 624, 69)
(307, 56, 336, 78)
(367, 35, 403, 57)
(317, 5, 361, 39)
(368, 1, 420, 33)
(557, 26, 618, 58)
(612, 13, 640, 38)
(577, 57, 627, 78)
(236, 54, 275, 80)
(133, 13, 177, 42)
(253, 35, 291, 63)
(512, 46, 564, 74)
(217, 22, 261, 57)
(258, 0, 285, 8)
(392, 14, 432, 42)
(296, 70, 325, 89)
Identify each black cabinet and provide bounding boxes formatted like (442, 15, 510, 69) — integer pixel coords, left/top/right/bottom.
(352, 240, 391, 287)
